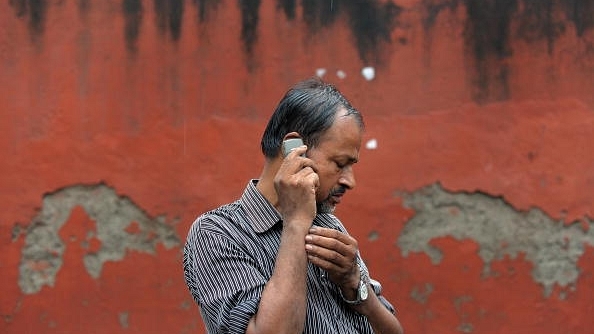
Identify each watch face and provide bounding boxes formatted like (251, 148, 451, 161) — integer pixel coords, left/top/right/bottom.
(360, 282, 369, 300)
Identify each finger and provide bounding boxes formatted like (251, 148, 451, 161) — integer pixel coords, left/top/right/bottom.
(308, 227, 358, 251)
(301, 168, 319, 191)
(306, 243, 350, 265)
(286, 145, 307, 158)
(305, 237, 357, 269)
(307, 253, 350, 274)
(281, 157, 316, 179)
(306, 250, 358, 282)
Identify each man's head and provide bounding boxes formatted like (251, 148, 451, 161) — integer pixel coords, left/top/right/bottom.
(260, 77, 365, 213)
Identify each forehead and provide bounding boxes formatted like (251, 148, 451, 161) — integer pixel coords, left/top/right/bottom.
(316, 110, 363, 157)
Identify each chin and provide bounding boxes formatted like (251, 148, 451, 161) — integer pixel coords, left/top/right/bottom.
(317, 201, 336, 214)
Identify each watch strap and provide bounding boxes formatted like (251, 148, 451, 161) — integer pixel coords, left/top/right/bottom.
(339, 265, 369, 305)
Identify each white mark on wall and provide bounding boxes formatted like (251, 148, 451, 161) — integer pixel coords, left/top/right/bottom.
(365, 138, 378, 150)
(336, 70, 346, 79)
(316, 68, 327, 78)
(361, 66, 375, 81)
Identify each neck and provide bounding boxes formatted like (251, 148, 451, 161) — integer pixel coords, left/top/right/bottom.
(256, 157, 282, 209)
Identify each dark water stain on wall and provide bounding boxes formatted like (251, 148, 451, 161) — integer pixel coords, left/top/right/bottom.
(291, 0, 403, 65)
(422, 0, 459, 32)
(9, 0, 48, 42)
(464, 0, 516, 68)
(8, 0, 594, 102)
(122, 0, 143, 53)
(301, 0, 340, 29)
(154, 0, 184, 41)
(562, 0, 594, 37)
(464, 0, 516, 103)
(517, 0, 564, 54)
(192, 0, 221, 22)
(426, 0, 594, 104)
(344, 1, 403, 64)
(78, 0, 90, 15)
(238, 0, 261, 56)
(276, 0, 296, 21)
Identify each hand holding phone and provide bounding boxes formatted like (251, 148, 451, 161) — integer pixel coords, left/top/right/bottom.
(282, 138, 305, 157)
(277, 137, 317, 228)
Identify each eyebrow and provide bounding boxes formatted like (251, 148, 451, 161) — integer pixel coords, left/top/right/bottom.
(337, 155, 358, 164)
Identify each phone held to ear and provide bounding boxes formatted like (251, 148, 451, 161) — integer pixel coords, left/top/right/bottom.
(282, 138, 305, 157)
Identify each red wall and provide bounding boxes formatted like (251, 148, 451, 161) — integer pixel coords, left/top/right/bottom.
(2, 1, 594, 333)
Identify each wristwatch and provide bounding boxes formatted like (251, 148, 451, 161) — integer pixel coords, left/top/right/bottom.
(340, 266, 370, 305)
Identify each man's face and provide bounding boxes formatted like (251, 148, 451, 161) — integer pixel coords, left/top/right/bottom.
(307, 109, 363, 214)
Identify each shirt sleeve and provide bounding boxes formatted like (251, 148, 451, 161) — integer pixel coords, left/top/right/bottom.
(369, 278, 396, 314)
(183, 217, 265, 333)
(358, 258, 396, 315)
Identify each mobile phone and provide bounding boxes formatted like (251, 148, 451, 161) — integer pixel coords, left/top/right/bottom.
(282, 138, 305, 157)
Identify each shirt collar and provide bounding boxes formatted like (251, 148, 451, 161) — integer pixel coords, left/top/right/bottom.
(239, 179, 347, 234)
(240, 179, 282, 233)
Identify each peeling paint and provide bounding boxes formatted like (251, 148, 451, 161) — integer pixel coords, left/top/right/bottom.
(410, 283, 434, 304)
(18, 183, 180, 294)
(397, 183, 594, 297)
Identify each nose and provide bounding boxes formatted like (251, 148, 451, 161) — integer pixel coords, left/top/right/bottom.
(339, 166, 356, 190)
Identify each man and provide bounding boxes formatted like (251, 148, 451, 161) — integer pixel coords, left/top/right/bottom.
(183, 77, 403, 334)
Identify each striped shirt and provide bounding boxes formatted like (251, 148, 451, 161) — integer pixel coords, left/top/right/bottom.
(183, 180, 395, 333)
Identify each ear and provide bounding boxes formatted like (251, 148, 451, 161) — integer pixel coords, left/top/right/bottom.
(282, 132, 302, 141)
(279, 132, 304, 158)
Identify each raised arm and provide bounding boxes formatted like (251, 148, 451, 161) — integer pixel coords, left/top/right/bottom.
(246, 146, 319, 334)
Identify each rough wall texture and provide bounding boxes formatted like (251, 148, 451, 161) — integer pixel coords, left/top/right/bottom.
(1, 0, 593, 333)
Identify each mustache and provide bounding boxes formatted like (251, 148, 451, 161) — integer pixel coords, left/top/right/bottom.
(329, 186, 346, 197)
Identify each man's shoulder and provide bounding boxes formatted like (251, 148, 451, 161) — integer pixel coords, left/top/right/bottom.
(190, 200, 245, 235)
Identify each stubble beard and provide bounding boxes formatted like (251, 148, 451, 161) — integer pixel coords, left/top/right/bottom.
(316, 186, 346, 214)
(317, 200, 336, 214)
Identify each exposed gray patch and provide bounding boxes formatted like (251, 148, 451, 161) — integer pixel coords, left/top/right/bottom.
(458, 322, 474, 333)
(454, 295, 474, 333)
(368, 230, 380, 241)
(410, 283, 433, 304)
(18, 183, 180, 294)
(11, 223, 26, 241)
(397, 183, 594, 297)
(180, 300, 192, 310)
(453, 295, 473, 311)
(119, 311, 129, 328)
